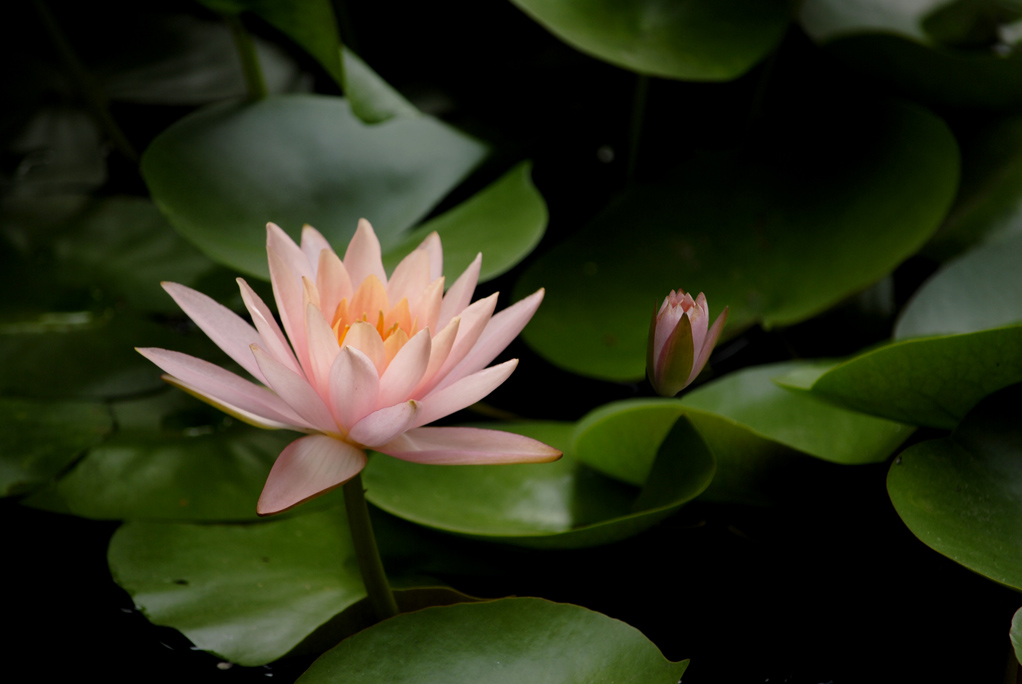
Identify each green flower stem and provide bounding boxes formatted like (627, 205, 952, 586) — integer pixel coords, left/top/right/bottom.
(226, 15, 268, 101)
(32, 0, 138, 163)
(342, 472, 399, 622)
(626, 74, 649, 182)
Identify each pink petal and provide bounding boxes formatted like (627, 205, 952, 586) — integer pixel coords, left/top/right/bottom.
(688, 306, 728, 385)
(344, 218, 387, 288)
(438, 253, 481, 329)
(688, 293, 709, 359)
(162, 282, 267, 384)
(317, 248, 353, 324)
(386, 248, 431, 309)
(416, 292, 497, 397)
(417, 231, 443, 281)
(342, 320, 386, 373)
(300, 224, 333, 277)
(162, 375, 294, 430)
(136, 347, 307, 428)
(432, 288, 543, 394)
(411, 359, 517, 428)
(378, 427, 562, 465)
(414, 277, 444, 336)
(413, 316, 459, 396)
(257, 435, 366, 515)
(328, 346, 380, 429)
(304, 302, 340, 399)
(348, 400, 418, 447)
(378, 328, 431, 407)
(251, 345, 338, 433)
(237, 278, 302, 376)
(267, 224, 312, 379)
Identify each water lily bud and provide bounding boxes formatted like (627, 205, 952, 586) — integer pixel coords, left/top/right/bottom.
(647, 290, 728, 397)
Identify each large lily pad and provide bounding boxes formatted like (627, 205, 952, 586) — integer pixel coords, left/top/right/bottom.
(382, 162, 549, 284)
(896, 231, 1022, 339)
(362, 420, 713, 548)
(23, 391, 294, 521)
(809, 324, 1022, 429)
(509, 0, 789, 81)
(341, 47, 419, 124)
(887, 385, 1022, 590)
(298, 598, 689, 684)
(680, 361, 914, 465)
(515, 99, 958, 380)
(142, 94, 487, 278)
(0, 397, 112, 497)
(800, 0, 1022, 109)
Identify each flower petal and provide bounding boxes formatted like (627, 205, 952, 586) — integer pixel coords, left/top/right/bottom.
(136, 347, 307, 428)
(378, 427, 562, 465)
(257, 435, 366, 515)
(344, 218, 387, 287)
(378, 328, 431, 407)
(417, 231, 443, 282)
(414, 277, 444, 336)
(386, 248, 431, 309)
(162, 375, 293, 430)
(300, 224, 332, 277)
(342, 320, 386, 373)
(438, 253, 481, 329)
(329, 346, 380, 429)
(688, 292, 709, 358)
(411, 359, 517, 428)
(161, 282, 267, 384)
(653, 312, 694, 397)
(252, 344, 338, 433)
(305, 302, 340, 398)
(317, 248, 354, 325)
(413, 316, 459, 396)
(267, 223, 313, 379)
(431, 288, 542, 394)
(237, 278, 302, 376)
(348, 400, 418, 447)
(688, 306, 728, 385)
(416, 293, 497, 397)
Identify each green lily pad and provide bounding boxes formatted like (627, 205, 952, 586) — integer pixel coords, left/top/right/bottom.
(926, 116, 1022, 261)
(509, 0, 789, 81)
(897, 231, 1022, 339)
(298, 598, 688, 684)
(109, 507, 474, 666)
(197, 0, 343, 85)
(0, 309, 215, 400)
(0, 397, 112, 497)
(24, 391, 295, 521)
(801, 0, 1022, 109)
(382, 162, 548, 283)
(515, 99, 958, 380)
(362, 420, 713, 548)
(887, 385, 1022, 590)
(680, 361, 914, 465)
(341, 47, 419, 124)
(809, 324, 1022, 429)
(142, 94, 487, 279)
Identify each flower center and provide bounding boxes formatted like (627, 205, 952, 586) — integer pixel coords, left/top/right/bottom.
(329, 275, 415, 366)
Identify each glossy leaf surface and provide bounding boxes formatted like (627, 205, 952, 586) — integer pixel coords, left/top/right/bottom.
(142, 95, 487, 278)
(888, 386, 1022, 590)
(516, 100, 958, 380)
(298, 598, 689, 684)
(363, 421, 713, 548)
(510, 0, 789, 81)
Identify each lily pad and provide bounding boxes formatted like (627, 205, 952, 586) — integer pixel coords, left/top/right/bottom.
(362, 420, 713, 548)
(680, 361, 914, 465)
(341, 47, 419, 124)
(197, 0, 343, 85)
(382, 162, 549, 283)
(142, 94, 487, 279)
(809, 324, 1022, 429)
(298, 598, 689, 684)
(23, 391, 294, 521)
(887, 385, 1022, 590)
(0, 397, 112, 497)
(1012, 607, 1022, 665)
(515, 99, 958, 380)
(509, 0, 789, 81)
(0, 309, 216, 400)
(896, 231, 1022, 339)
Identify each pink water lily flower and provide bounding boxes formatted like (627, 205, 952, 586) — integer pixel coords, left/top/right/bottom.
(139, 220, 560, 515)
(647, 289, 728, 397)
